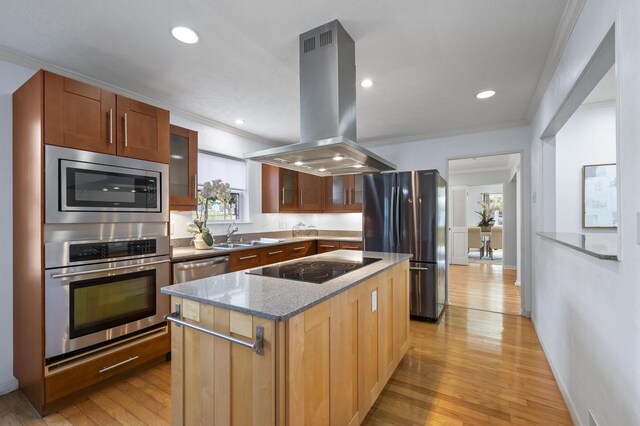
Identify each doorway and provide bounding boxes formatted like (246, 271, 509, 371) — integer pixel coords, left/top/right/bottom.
(447, 153, 522, 315)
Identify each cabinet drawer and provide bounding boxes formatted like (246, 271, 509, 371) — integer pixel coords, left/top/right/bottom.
(261, 246, 288, 265)
(286, 241, 316, 259)
(317, 240, 340, 253)
(340, 241, 363, 251)
(230, 249, 262, 271)
(45, 327, 169, 404)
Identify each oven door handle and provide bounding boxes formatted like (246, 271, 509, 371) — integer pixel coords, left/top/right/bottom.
(50, 259, 170, 279)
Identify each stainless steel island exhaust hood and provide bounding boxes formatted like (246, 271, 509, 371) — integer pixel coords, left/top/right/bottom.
(244, 20, 396, 176)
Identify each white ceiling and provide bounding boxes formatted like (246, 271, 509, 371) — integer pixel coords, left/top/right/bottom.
(449, 153, 520, 174)
(0, 0, 571, 145)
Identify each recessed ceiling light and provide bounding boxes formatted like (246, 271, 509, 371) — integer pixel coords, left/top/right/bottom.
(294, 161, 304, 166)
(318, 168, 327, 172)
(235, 119, 245, 125)
(333, 155, 344, 161)
(353, 164, 364, 168)
(171, 26, 199, 44)
(476, 90, 496, 99)
(361, 78, 373, 88)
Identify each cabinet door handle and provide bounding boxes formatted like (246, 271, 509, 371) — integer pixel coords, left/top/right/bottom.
(319, 245, 336, 248)
(293, 246, 306, 251)
(351, 189, 355, 205)
(123, 112, 128, 147)
(267, 250, 283, 256)
(108, 108, 113, 144)
(344, 189, 347, 206)
(194, 174, 198, 199)
(239, 255, 257, 260)
(281, 187, 285, 205)
(99, 356, 139, 374)
(299, 189, 302, 208)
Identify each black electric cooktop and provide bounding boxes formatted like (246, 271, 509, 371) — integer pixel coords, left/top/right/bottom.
(245, 257, 382, 284)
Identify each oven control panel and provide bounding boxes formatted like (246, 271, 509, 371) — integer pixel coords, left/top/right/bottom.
(69, 239, 157, 262)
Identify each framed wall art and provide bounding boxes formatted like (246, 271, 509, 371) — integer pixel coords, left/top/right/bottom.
(582, 163, 617, 229)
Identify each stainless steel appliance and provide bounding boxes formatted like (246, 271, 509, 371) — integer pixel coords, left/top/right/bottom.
(244, 20, 396, 176)
(44, 235, 170, 360)
(45, 145, 169, 224)
(173, 256, 230, 284)
(362, 170, 447, 321)
(245, 257, 381, 284)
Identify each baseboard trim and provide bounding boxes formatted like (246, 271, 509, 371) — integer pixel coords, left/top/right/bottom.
(503, 265, 517, 270)
(531, 315, 582, 426)
(0, 376, 18, 396)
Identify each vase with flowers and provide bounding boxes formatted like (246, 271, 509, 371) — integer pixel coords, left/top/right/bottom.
(188, 179, 233, 250)
(475, 200, 496, 232)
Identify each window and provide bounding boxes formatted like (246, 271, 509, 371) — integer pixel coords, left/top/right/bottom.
(196, 151, 246, 222)
(487, 193, 504, 225)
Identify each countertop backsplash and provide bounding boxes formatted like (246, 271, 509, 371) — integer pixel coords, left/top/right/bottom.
(170, 229, 362, 247)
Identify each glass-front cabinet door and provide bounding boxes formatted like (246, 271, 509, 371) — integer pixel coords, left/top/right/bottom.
(325, 175, 363, 212)
(169, 125, 198, 210)
(279, 168, 299, 211)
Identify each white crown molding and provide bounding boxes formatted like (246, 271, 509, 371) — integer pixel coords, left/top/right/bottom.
(449, 165, 512, 175)
(358, 119, 528, 148)
(579, 99, 615, 110)
(525, 0, 587, 122)
(0, 46, 286, 148)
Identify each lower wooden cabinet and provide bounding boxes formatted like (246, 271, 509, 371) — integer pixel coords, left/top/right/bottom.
(230, 248, 262, 271)
(169, 261, 409, 425)
(285, 241, 316, 259)
(44, 326, 169, 412)
(317, 240, 362, 253)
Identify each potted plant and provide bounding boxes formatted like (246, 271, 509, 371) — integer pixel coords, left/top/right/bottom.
(475, 200, 496, 232)
(188, 179, 232, 250)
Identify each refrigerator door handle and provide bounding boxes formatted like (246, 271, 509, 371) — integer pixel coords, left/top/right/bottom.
(395, 184, 401, 252)
(390, 185, 396, 250)
(410, 266, 430, 271)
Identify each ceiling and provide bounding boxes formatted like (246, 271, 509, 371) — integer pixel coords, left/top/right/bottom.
(0, 0, 572, 146)
(449, 153, 520, 174)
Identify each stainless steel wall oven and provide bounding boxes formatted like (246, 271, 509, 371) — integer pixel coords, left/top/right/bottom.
(45, 235, 170, 361)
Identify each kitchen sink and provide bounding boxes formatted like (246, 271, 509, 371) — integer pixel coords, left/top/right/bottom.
(213, 242, 253, 249)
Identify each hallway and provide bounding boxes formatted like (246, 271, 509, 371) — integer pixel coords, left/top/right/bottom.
(449, 264, 521, 315)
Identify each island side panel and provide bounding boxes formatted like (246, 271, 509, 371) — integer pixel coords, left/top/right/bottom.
(393, 262, 410, 362)
(169, 297, 277, 426)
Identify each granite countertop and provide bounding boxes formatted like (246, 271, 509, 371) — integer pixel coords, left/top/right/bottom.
(537, 232, 619, 261)
(171, 236, 363, 262)
(161, 250, 412, 321)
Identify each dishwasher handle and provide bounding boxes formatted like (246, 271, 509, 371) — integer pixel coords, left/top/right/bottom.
(175, 257, 229, 271)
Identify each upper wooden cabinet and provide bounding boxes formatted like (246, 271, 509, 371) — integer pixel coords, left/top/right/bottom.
(116, 96, 169, 163)
(262, 164, 326, 213)
(44, 72, 117, 155)
(169, 125, 198, 211)
(324, 175, 363, 212)
(43, 71, 170, 163)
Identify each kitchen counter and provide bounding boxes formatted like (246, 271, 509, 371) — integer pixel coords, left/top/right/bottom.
(170, 236, 363, 262)
(161, 250, 411, 321)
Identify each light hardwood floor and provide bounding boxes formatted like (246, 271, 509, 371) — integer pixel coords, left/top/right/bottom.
(449, 264, 521, 315)
(2, 307, 570, 425)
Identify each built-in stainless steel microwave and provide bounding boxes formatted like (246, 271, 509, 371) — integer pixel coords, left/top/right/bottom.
(45, 145, 169, 223)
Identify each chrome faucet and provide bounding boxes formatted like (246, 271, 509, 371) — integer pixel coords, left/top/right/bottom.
(226, 222, 239, 242)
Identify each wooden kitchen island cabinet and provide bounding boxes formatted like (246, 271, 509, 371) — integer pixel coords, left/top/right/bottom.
(167, 255, 410, 425)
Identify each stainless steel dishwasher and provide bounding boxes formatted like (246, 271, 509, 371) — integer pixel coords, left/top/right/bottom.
(173, 256, 230, 284)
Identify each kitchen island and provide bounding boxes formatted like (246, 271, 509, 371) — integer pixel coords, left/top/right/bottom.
(162, 250, 411, 425)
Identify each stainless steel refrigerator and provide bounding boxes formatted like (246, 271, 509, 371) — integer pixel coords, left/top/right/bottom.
(362, 170, 447, 321)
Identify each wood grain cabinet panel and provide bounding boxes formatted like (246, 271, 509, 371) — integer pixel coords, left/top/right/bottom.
(317, 240, 340, 253)
(230, 249, 262, 271)
(285, 241, 316, 260)
(340, 241, 363, 251)
(298, 172, 325, 212)
(117, 96, 170, 163)
(44, 71, 116, 155)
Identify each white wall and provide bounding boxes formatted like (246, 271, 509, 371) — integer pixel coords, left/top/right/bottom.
(555, 102, 617, 233)
(503, 179, 517, 269)
(530, 1, 640, 424)
(448, 169, 511, 186)
(369, 125, 531, 314)
(466, 184, 503, 227)
(0, 60, 39, 394)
